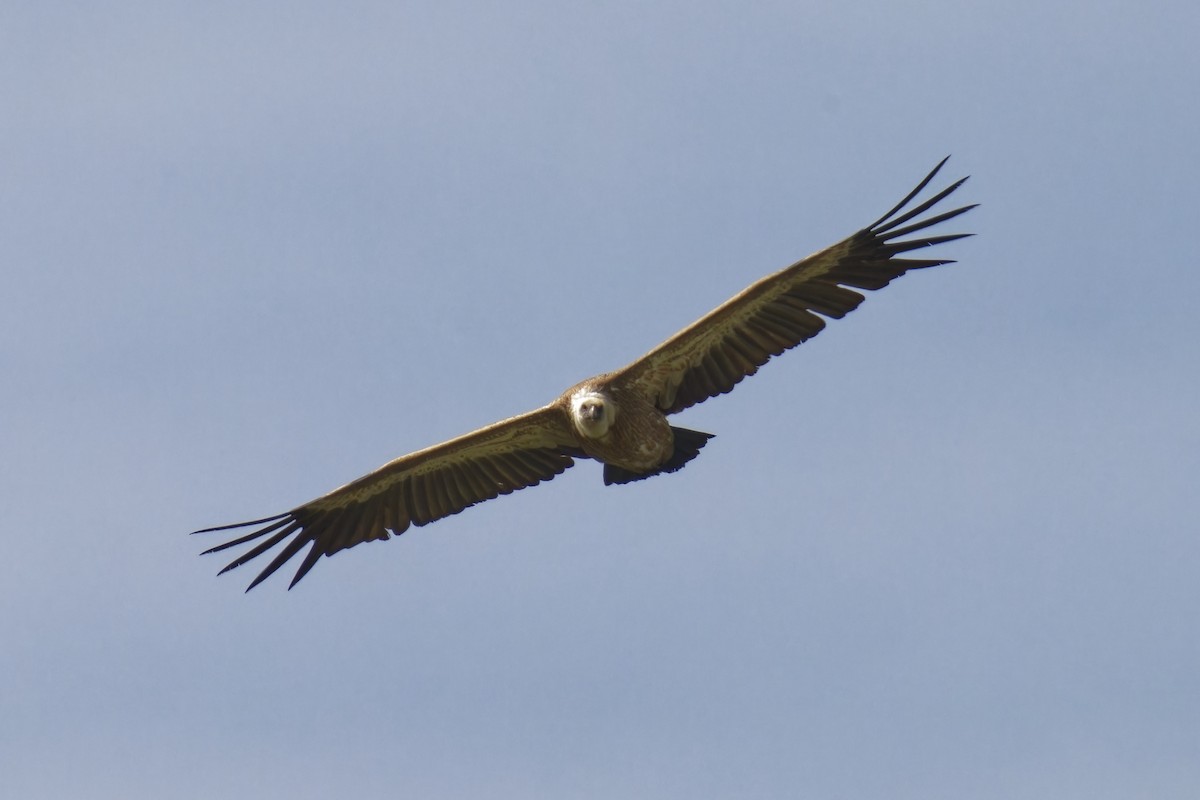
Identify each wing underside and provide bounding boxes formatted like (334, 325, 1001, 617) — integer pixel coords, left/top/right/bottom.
(616, 158, 976, 415)
(196, 405, 582, 590)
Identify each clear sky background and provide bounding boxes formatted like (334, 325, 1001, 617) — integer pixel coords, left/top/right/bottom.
(2, 2, 1197, 798)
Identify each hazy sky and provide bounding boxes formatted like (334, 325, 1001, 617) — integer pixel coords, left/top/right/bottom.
(3, 2, 1198, 798)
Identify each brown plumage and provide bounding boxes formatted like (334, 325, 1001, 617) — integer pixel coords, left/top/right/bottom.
(196, 158, 976, 590)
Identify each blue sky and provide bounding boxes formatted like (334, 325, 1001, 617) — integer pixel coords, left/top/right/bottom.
(2, 1, 1198, 798)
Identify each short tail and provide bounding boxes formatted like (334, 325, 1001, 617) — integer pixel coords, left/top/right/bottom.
(603, 426, 715, 486)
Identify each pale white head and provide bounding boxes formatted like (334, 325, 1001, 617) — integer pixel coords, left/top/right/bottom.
(570, 389, 616, 439)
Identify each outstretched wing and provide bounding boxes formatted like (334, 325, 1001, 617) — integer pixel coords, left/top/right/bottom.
(612, 158, 976, 415)
(196, 405, 582, 591)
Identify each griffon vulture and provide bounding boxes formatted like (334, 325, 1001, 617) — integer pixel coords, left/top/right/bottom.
(197, 158, 975, 590)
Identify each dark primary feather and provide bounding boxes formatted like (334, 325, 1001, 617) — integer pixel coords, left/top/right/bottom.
(617, 156, 976, 415)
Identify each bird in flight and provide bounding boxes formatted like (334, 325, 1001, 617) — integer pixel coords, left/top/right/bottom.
(197, 158, 975, 591)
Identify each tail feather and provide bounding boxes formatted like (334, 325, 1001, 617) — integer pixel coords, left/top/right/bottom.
(603, 426, 715, 486)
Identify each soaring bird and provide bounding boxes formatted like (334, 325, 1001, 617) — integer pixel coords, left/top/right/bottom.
(197, 158, 975, 591)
